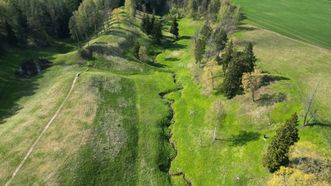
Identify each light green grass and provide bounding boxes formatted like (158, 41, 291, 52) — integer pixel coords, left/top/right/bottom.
(233, 0, 331, 50)
(157, 18, 331, 185)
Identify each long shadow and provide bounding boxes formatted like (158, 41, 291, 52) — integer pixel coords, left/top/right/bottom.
(180, 36, 192, 40)
(237, 26, 257, 32)
(165, 43, 186, 50)
(164, 57, 179, 62)
(229, 131, 260, 146)
(290, 157, 331, 174)
(147, 61, 167, 68)
(0, 45, 73, 124)
(257, 93, 287, 106)
(308, 120, 331, 128)
(262, 75, 290, 86)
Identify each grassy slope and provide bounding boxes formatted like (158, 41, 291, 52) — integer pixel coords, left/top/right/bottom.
(233, 0, 331, 50)
(0, 8, 175, 185)
(157, 18, 331, 185)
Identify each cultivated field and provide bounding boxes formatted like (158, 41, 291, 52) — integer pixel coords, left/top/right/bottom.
(234, 0, 331, 50)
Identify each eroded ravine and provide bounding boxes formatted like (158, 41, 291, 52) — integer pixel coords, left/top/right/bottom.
(158, 73, 192, 186)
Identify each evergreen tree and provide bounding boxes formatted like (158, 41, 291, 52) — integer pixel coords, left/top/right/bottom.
(212, 27, 228, 51)
(151, 19, 162, 43)
(208, 0, 221, 22)
(141, 14, 149, 33)
(5, 21, 17, 45)
(170, 18, 179, 40)
(243, 42, 257, 73)
(150, 15, 156, 30)
(221, 40, 234, 74)
(263, 114, 300, 173)
(194, 38, 206, 65)
(200, 21, 212, 39)
(221, 51, 243, 99)
(133, 42, 140, 59)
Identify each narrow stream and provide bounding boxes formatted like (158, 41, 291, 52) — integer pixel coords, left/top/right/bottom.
(158, 73, 192, 186)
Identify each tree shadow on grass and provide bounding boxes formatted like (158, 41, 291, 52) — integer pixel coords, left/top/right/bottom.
(229, 131, 260, 146)
(146, 61, 167, 68)
(237, 26, 257, 31)
(180, 36, 192, 40)
(0, 69, 44, 124)
(164, 57, 179, 62)
(0, 45, 72, 124)
(262, 75, 290, 86)
(313, 123, 331, 128)
(165, 43, 186, 50)
(290, 157, 331, 175)
(257, 93, 287, 106)
(307, 119, 331, 128)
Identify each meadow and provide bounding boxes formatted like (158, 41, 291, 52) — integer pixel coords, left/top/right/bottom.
(157, 18, 331, 185)
(233, 0, 331, 50)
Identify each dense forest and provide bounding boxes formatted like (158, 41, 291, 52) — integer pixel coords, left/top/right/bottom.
(0, 0, 237, 49)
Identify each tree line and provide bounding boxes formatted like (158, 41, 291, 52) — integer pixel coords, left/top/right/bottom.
(69, 0, 124, 43)
(0, 0, 82, 49)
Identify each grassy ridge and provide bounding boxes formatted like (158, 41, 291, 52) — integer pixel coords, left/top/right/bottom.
(0, 8, 176, 185)
(233, 0, 331, 50)
(59, 74, 139, 185)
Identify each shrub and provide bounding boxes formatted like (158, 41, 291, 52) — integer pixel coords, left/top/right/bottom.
(79, 48, 93, 60)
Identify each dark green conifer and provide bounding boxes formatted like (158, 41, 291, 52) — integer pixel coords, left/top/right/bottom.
(5, 21, 17, 45)
(243, 42, 257, 73)
(170, 18, 179, 40)
(194, 38, 206, 65)
(222, 51, 243, 98)
(151, 19, 162, 43)
(213, 27, 228, 51)
(221, 40, 234, 74)
(263, 114, 300, 172)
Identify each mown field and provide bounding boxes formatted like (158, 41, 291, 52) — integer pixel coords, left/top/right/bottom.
(233, 0, 331, 50)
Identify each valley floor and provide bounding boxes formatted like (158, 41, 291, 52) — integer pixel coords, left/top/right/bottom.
(0, 12, 331, 186)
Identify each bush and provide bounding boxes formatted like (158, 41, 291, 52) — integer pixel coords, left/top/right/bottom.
(79, 48, 93, 60)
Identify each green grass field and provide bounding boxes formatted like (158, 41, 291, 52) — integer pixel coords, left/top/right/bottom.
(233, 0, 331, 50)
(157, 18, 331, 185)
(0, 3, 331, 186)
